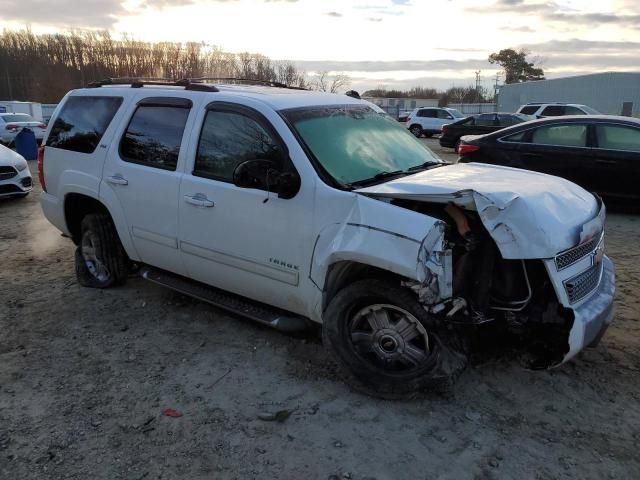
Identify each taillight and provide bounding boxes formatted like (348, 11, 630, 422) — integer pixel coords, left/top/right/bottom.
(5, 124, 18, 131)
(37, 145, 46, 192)
(458, 144, 481, 156)
(442, 125, 450, 132)
(38, 123, 47, 129)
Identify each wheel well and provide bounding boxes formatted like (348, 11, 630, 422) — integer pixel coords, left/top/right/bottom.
(64, 193, 110, 244)
(409, 123, 421, 129)
(322, 261, 407, 312)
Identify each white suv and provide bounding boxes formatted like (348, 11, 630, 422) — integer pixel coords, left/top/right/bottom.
(406, 107, 465, 137)
(39, 79, 615, 397)
(516, 103, 600, 118)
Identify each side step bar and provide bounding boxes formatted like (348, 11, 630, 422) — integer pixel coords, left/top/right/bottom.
(140, 266, 313, 333)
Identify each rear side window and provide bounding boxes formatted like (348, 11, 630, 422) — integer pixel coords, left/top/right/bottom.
(119, 101, 190, 171)
(437, 110, 454, 119)
(47, 96, 123, 153)
(540, 105, 565, 116)
(531, 124, 587, 147)
(519, 106, 539, 115)
(476, 114, 497, 126)
(194, 110, 286, 183)
(497, 114, 518, 126)
(595, 124, 640, 152)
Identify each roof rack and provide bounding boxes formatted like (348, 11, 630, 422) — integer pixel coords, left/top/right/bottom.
(87, 77, 219, 92)
(185, 77, 308, 90)
(87, 77, 308, 91)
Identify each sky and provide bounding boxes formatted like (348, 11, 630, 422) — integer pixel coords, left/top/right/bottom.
(1, 0, 639, 92)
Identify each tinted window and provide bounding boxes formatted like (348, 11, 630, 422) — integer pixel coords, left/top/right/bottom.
(564, 106, 586, 115)
(502, 131, 527, 142)
(540, 105, 565, 116)
(47, 96, 123, 153)
(194, 110, 285, 183)
(519, 106, 539, 115)
(417, 109, 431, 118)
(497, 114, 517, 126)
(476, 114, 497, 126)
(435, 110, 452, 119)
(531, 124, 587, 147)
(120, 105, 189, 170)
(595, 124, 640, 152)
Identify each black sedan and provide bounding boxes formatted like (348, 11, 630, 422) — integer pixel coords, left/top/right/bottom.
(439, 112, 534, 151)
(458, 115, 640, 203)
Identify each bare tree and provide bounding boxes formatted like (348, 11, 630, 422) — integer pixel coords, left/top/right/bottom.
(312, 71, 350, 93)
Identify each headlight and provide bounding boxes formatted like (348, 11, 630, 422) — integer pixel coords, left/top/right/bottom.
(16, 161, 28, 172)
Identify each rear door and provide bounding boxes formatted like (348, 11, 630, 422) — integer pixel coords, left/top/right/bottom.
(512, 122, 592, 188)
(101, 96, 197, 275)
(473, 113, 500, 135)
(590, 123, 640, 199)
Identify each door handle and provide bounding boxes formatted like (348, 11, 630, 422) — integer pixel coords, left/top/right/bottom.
(105, 174, 128, 186)
(184, 194, 214, 208)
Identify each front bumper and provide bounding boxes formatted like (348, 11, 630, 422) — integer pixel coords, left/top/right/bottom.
(0, 165, 33, 197)
(561, 255, 615, 363)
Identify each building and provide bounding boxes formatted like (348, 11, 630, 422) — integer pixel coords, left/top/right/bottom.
(362, 97, 439, 117)
(497, 72, 640, 116)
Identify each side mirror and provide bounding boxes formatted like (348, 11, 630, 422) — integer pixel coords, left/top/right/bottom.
(233, 159, 279, 189)
(232, 159, 300, 199)
(276, 172, 301, 200)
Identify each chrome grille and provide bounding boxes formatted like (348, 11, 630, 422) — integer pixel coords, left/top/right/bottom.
(555, 234, 601, 271)
(564, 262, 602, 304)
(0, 166, 17, 180)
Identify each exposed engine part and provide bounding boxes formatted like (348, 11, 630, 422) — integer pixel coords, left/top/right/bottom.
(446, 297, 467, 317)
(490, 260, 532, 312)
(444, 203, 471, 239)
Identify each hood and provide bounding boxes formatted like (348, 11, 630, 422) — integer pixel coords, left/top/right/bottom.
(0, 144, 28, 169)
(355, 162, 601, 259)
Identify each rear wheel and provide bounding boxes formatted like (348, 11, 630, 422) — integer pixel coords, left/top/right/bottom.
(75, 213, 129, 288)
(322, 279, 467, 398)
(409, 125, 423, 137)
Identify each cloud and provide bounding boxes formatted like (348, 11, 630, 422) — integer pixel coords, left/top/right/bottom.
(325, 11, 343, 17)
(291, 59, 491, 73)
(368, 17, 383, 22)
(501, 25, 535, 33)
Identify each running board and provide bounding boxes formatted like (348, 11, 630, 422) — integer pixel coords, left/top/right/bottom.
(140, 266, 312, 333)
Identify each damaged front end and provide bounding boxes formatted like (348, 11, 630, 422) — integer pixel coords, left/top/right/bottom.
(356, 163, 615, 368)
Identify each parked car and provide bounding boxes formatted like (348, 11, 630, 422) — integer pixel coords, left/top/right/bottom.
(0, 143, 32, 198)
(406, 107, 465, 137)
(516, 103, 600, 118)
(0, 113, 47, 147)
(440, 112, 535, 151)
(398, 109, 413, 122)
(40, 80, 614, 397)
(458, 115, 640, 203)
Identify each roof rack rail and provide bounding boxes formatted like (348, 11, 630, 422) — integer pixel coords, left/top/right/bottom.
(87, 77, 219, 92)
(186, 77, 308, 90)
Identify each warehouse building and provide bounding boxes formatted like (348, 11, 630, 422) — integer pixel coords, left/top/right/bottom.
(497, 72, 640, 116)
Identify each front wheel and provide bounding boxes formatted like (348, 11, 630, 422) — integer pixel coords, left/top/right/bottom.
(409, 125, 423, 137)
(322, 279, 467, 398)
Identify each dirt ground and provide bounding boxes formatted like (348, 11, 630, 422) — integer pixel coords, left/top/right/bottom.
(1, 151, 639, 480)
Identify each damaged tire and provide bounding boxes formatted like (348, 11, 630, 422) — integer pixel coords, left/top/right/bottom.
(75, 213, 129, 289)
(322, 279, 468, 399)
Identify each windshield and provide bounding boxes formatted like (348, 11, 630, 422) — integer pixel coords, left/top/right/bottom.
(0, 114, 34, 122)
(447, 109, 465, 118)
(283, 105, 442, 186)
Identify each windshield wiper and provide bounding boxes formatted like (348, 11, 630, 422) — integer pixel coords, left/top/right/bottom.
(406, 160, 447, 172)
(346, 170, 406, 188)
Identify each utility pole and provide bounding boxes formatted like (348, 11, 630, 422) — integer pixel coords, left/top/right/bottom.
(5, 67, 13, 99)
(493, 72, 502, 107)
(474, 70, 481, 112)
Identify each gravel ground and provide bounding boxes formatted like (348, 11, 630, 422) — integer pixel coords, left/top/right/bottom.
(1, 157, 639, 480)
